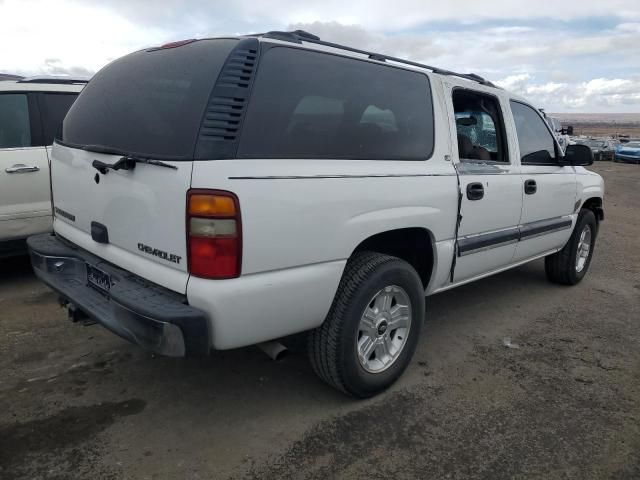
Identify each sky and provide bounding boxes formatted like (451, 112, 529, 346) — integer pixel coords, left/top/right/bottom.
(1, 0, 639, 113)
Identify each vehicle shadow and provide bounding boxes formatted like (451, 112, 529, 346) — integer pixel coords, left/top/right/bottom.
(0, 254, 35, 285)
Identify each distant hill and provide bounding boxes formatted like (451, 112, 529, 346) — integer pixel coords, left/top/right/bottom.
(551, 113, 640, 124)
(0, 73, 24, 81)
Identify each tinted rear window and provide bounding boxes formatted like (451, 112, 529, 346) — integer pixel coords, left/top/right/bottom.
(62, 39, 238, 159)
(238, 47, 434, 160)
(39, 93, 77, 145)
(0, 93, 31, 148)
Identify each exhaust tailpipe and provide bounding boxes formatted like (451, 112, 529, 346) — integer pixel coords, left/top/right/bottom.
(257, 341, 288, 361)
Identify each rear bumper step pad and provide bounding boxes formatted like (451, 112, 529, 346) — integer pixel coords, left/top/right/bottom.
(27, 233, 209, 357)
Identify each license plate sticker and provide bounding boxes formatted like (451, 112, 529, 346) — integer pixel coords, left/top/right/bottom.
(86, 264, 111, 293)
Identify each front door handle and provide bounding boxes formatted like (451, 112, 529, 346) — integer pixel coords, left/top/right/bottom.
(524, 179, 537, 195)
(466, 182, 484, 200)
(5, 164, 40, 174)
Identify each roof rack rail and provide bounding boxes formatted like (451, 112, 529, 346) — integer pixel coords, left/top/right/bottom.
(18, 75, 90, 85)
(259, 30, 497, 88)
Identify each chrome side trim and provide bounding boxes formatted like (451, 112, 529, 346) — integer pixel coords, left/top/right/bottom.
(458, 227, 520, 256)
(457, 215, 573, 256)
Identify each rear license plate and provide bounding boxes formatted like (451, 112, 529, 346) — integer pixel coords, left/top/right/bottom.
(87, 264, 111, 293)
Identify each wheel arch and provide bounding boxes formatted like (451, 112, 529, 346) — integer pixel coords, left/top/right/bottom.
(350, 227, 436, 290)
(580, 196, 604, 223)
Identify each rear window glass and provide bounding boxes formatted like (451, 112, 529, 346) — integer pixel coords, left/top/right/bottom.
(238, 47, 434, 160)
(61, 39, 238, 160)
(0, 93, 31, 148)
(39, 93, 77, 145)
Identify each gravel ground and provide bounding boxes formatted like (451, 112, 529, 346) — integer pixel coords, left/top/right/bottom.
(1, 162, 638, 480)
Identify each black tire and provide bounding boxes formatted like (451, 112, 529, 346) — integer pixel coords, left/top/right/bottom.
(308, 251, 425, 398)
(545, 209, 597, 285)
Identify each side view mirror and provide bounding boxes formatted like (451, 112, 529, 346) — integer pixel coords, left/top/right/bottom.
(563, 144, 593, 166)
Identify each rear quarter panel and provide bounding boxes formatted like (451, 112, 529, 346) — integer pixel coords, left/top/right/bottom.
(189, 157, 458, 349)
(190, 159, 458, 275)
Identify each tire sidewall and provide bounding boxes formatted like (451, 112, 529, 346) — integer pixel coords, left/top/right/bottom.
(568, 210, 597, 283)
(339, 260, 424, 397)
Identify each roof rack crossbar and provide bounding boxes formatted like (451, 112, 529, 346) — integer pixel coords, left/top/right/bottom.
(259, 30, 496, 88)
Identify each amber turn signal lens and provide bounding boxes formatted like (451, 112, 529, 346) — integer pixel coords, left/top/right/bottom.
(189, 194, 236, 217)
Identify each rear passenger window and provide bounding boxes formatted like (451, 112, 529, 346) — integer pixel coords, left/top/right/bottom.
(38, 93, 77, 145)
(0, 93, 31, 148)
(238, 47, 434, 160)
(510, 101, 557, 165)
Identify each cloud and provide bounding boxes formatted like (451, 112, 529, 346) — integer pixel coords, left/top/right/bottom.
(0, 0, 170, 76)
(495, 74, 533, 92)
(94, 0, 640, 33)
(485, 26, 535, 35)
(496, 75, 640, 110)
(41, 58, 93, 77)
(287, 21, 443, 61)
(237, 0, 640, 31)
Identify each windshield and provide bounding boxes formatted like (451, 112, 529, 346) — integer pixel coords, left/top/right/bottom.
(61, 39, 238, 160)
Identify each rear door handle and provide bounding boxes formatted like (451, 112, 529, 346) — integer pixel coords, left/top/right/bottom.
(5, 164, 40, 174)
(524, 179, 537, 195)
(466, 182, 484, 200)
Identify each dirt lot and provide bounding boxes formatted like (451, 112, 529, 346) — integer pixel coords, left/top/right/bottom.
(1, 162, 639, 480)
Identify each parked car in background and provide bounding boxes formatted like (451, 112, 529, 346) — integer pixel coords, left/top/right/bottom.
(27, 31, 603, 397)
(575, 138, 615, 161)
(615, 141, 640, 164)
(0, 76, 86, 257)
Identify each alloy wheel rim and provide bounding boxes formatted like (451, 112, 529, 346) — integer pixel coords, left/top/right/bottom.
(575, 225, 592, 273)
(356, 285, 412, 374)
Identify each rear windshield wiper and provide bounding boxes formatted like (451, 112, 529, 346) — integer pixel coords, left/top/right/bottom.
(92, 156, 178, 174)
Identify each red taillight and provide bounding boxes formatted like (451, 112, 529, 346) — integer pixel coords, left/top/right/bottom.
(187, 190, 242, 279)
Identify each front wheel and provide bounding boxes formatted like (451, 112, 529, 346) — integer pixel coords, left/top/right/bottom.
(308, 252, 425, 398)
(545, 209, 597, 285)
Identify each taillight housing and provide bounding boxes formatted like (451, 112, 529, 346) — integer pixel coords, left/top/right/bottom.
(187, 189, 242, 279)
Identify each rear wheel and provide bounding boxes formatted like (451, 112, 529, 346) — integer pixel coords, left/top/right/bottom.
(308, 252, 425, 398)
(545, 209, 597, 285)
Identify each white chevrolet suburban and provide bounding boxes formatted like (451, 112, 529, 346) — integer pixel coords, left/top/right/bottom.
(0, 76, 84, 257)
(27, 31, 604, 397)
